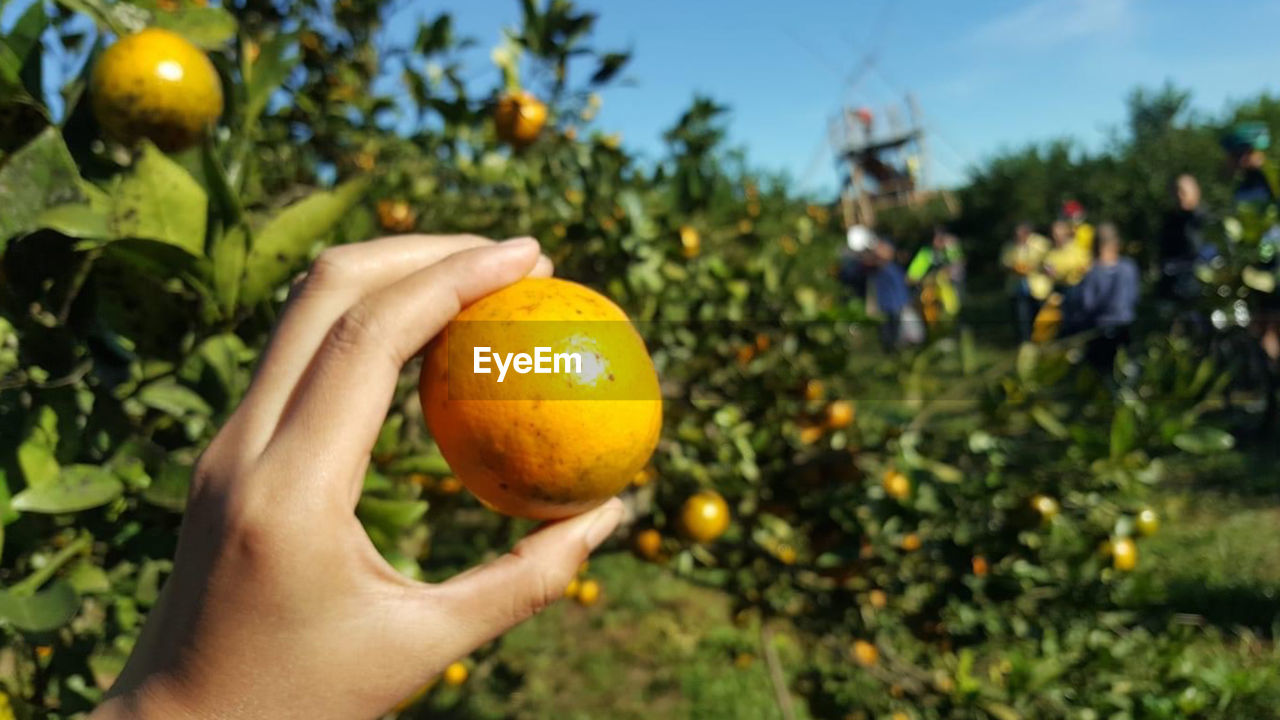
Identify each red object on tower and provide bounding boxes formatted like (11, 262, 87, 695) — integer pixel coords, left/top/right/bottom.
(855, 107, 874, 128)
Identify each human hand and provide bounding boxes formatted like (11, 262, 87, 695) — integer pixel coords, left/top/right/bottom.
(92, 235, 625, 720)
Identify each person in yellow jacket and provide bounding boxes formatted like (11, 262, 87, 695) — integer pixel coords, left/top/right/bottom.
(1002, 222, 1050, 342)
(1044, 220, 1090, 286)
(1035, 220, 1092, 340)
(1063, 199, 1095, 256)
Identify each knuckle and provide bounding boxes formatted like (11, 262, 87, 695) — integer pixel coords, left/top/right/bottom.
(508, 543, 569, 618)
(308, 247, 356, 287)
(326, 302, 382, 357)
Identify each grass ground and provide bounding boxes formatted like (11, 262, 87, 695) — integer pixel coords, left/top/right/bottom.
(404, 552, 812, 720)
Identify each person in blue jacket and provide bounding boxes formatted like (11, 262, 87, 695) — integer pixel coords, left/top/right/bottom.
(1079, 223, 1140, 373)
(871, 237, 910, 352)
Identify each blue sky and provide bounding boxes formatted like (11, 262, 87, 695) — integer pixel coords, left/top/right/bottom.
(6, 0, 1278, 192)
(396, 0, 1280, 191)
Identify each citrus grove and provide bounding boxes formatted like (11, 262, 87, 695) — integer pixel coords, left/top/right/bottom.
(2, 1, 1280, 719)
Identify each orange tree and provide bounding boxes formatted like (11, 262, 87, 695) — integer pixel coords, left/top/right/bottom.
(1, 1, 1277, 719)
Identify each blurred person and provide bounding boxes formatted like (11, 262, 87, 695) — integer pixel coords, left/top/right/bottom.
(1062, 199, 1095, 256)
(1222, 122, 1277, 207)
(1079, 223, 1140, 373)
(1042, 219, 1091, 335)
(1002, 222, 1051, 343)
(1222, 123, 1280, 425)
(838, 224, 875, 300)
(907, 226, 965, 324)
(1157, 174, 1208, 305)
(871, 237, 910, 352)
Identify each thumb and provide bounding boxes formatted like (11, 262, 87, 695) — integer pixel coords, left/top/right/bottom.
(406, 498, 624, 662)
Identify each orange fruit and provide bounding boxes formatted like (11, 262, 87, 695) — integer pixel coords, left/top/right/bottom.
(563, 577, 581, 599)
(680, 490, 730, 543)
(1031, 494, 1060, 521)
(798, 424, 824, 445)
(495, 90, 547, 147)
(1112, 537, 1137, 571)
(1136, 508, 1159, 536)
(868, 589, 887, 609)
(754, 333, 771, 352)
(776, 544, 797, 565)
(420, 278, 662, 520)
(435, 476, 463, 495)
(825, 400, 855, 429)
(883, 470, 910, 500)
(735, 344, 755, 366)
(377, 199, 416, 233)
(900, 533, 921, 552)
(803, 379, 825, 403)
(972, 555, 989, 576)
(90, 28, 223, 151)
(576, 579, 601, 606)
(442, 661, 468, 686)
(633, 528, 663, 560)
(851, 640, 878, 667)
(679, 226, 701, 258)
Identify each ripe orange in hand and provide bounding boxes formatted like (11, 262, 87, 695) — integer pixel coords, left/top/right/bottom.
(420, 278, 662, 520)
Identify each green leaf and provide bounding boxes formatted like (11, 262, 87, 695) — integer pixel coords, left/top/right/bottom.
(12, 465, 123, 513)
(17, 406, 60, 489)
(210, 224, 248, 315)
(36, 182, 114, 241)
(1109, 405, 1136, 459)
(6, 0, 46, 77)
(0, 580, 79, 632)
(141, 460, 190, 512)
(195, 333, 250, 405)
(111, 142, 208, 256)
(1029, 405, 1068, 439)
(356, 496, 428, 532)
(240, 177, 370, 305)
(385, 452, 452, 477)
(244, 32, 296, 128)
(136, 378, 213, 417)
(66, 561, 111, 594)
(52, 0, 145, 35)
(981, 701, 1022, 720)
(148, 6, 238, 50)
(1172, 426, 1235, 455)
(0, 127, 89, 245)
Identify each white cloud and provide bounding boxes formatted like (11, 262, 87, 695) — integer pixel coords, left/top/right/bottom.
(968, 0, 1135, 49)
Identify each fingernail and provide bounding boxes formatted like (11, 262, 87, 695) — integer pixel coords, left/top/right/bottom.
(582, 500, 623, 549)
